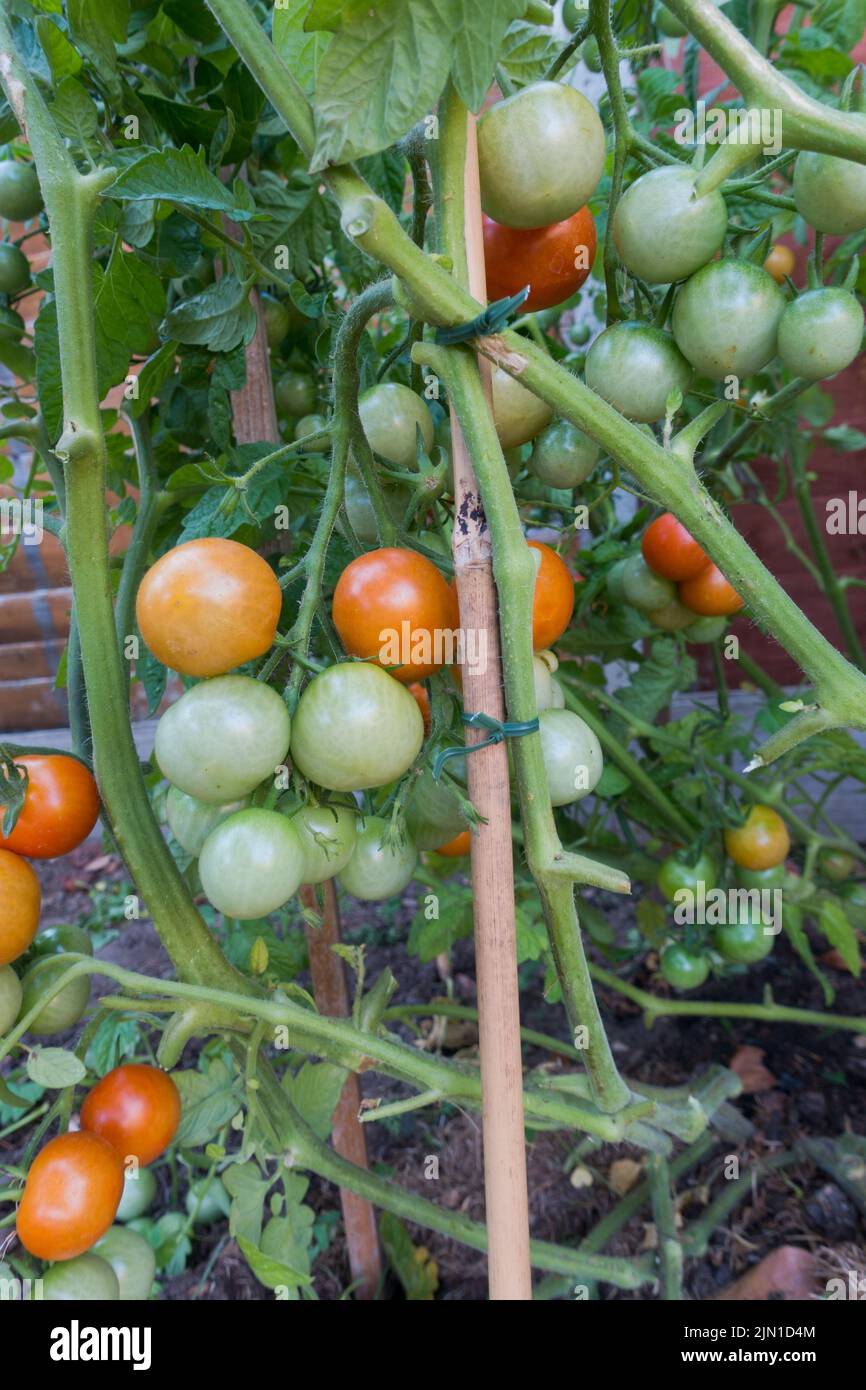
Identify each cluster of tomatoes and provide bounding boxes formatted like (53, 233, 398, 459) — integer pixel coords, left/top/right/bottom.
(0, 755, 101, 1041)
(0, 158, 41, 344)
(655, 804, 792, 991)
(606, 510, 744, 637)
(14, 1063, 179, 1299)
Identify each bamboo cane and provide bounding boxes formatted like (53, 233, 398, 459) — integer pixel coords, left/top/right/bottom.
(449, 113, 533, 1300)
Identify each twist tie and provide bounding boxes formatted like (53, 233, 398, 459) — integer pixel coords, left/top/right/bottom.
(432, 710, 540, 780)
(433, 287, 531, 346)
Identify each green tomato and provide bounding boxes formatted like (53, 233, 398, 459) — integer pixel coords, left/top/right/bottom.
(404, 768, 467, 850)
(155, 675, 291, 804)
(612, 166, 727, 286)
(533, 652, 565, 711)
(0, 161, 43, 221)
(478, 81, 605, 229)
(776, 288, 864, 381)
(19, 959, 91, 1036)
(581, 36, 603, 71)
(94, 1226, 156, 1301)
(491, 364, 553, 448)
(562, 0, 586, 29)
(672, 258, 786, 380)
(820, 850, 857, 882)
(42, 1253, 120, 1301)
(539, 708, 603, 807)
(344, 466, 410, 544)
(29, 923, 92, 958)
(275, 370, 317, 417)
(656, 4, 688, 36)
(0, 242, 30, 294)
(291, 663, 424, 792)
(358, 382, 434, 467)
(0, 306, 24, 340)
(684, 614, 727, 643)
(166, 786, 249, 857)
(185, 1176, 231, 1226)
(838, 880, 866, 929)
(293, 413, 329, 453)
(605, 556, 631, 606)
(199, 808, 307, 919)
(339, 815, 418, 901)
(586, 322, 692, 423)
(713, 911, 775, 965)
(260, 293, 291, 350)
(658, 851, 718, 902)
(660, 943, 709, 990)
(0, 964, 22, 1033)
(529, 419, 599, 489)
(291, 803, 358, 883)
(116, 1167, 157, 1223)
(647, 597, 696, 632)
(735, 863, 786, 890)
(793, 142, 866, 236)
(621, 553, 677, 611)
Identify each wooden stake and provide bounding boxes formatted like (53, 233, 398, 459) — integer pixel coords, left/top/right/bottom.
(450, 115, 533, 1301)
(230, 285, 383, 1301)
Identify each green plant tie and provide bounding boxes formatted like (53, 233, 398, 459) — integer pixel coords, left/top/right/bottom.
(433, 287, 530, 345)
(432, 710, 540, 780)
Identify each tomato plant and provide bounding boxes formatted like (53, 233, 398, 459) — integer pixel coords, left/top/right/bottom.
(483, 206, 596, 313)
(16, 1132, 124, 1261)
(81, 1064, 181, 1167)
(0, 753, 99, 859)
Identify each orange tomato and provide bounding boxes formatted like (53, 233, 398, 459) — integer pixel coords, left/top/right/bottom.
(678, 563, 744, 617)
(435, 829, 471, 857)
(528, 540, 575, 650)
(0, 754, 99, 859)
(641, 513, 709, 582)
(80, 1063, 181, 1167)
(136, 538, 282, 677)
(0, 848, 40, 966)
(16, 1131, 124, 1261)
(332, 547, 458, 682)
(763, 243, 795, 284)
(407, 682, 433, 735)
(483, 206, 597, 313)
(724, 804, 790, 871)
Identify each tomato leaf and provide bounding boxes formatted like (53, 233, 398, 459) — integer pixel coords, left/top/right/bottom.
(273, 0, 332, 94)
(174, 1058, 243, 1148)
(107, 146, 258, 221)
(283, 1060, 347, 1140)
(782, 904, 834, 1005)
(26, 1047, 87, 1089)
(497, 20, 560, 88)
(379, 1211, 439, 1299)
(0, 749, 28, 839)
(162, 275, 257, 355)
(450, 0, 526, 111)
(816, 897, 862, 977)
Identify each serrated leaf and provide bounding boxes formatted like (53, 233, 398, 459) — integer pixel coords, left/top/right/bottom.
(515, 904, 548, 963)
(174, 1059, 242, 1148)
(283, 1061, 346, 1139)
(782, 904, 833, 1006)
(222, 1161, 272, 1244)
(66, 0, 123, 98)
(273, 0, 332, 93)
(498, 20, 560, 88)
(162, 275, 257, 354)
(36, 16, 82, 81)
(311, 0, 453, 170)
(129, 341, 176, 419)
(27, 1048, 86, 1088)
(107, 146, 258, 221)
(817, 898, 862, 977)
(239, 1219, 314, 1292)
(449, 0, 525, 111)
(94, 249, 166, 388)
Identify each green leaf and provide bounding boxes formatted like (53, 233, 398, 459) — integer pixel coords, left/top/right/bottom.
(163, 275, 257, 354)
(0, 336, 35, 382)
(222, 1160, 271, 1245)
(239, 1217, 314, 1292)
(636, 898, 667, 946)
(498, 19, 559, 88)
(823, 425, 866, 452)
(450, 0, 525, 111)
(273, 0, 332, 94)
(311, 0, 453, 170)
(408, 878, 473, 961)
(595, 764, 630, 798)
(609, 638, 697, 741)
(27, 1047, 87, 1089)
(379, 1211, 439, 1299)
(812, 0, 866, 48)
(283, 1061, 346, 1140)
(817, 898, 862, 977)
(66, 0, 124, 98)
(515, 904, 548, 963)
(36, 16, 82, 80)
(34, 298, 63, 442)
(94, 248, 166, 392)
(107, 146, 258, 221)
(174, 1058, 242, 1147)
(782, 904, 833, 1006)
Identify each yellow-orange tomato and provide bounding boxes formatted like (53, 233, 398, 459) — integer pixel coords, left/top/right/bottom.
(763, 243, 795, 284)
(332, 547, 459, 683)
(724, 804, 790, 871)
(435, 829, 471, 857)
(135, 538, 282, 677)
(528, 540, 575, 650)
(407, 682, 432, 735)
(0, 754, 99, 859)
(0, 848, 40, 966)
(16, 1131, 124, 1261)
(678, 563, 744, 617)
(80, 1063, 181, 1167)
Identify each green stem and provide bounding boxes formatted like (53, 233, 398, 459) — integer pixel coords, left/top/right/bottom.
(115, 411, 158, 693)
(591, 0, 630, 323)
(647, 1154, 684, 1300)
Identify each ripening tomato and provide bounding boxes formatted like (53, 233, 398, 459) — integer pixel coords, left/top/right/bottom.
(713, 911, 775, 965)
(0, 849, 40, 966)
(528, 541, 575, 650)
(199, 808, 307, 918)
(332, 547, 458, 682)
(136, 538, 282, 678)
(529, 419, 599, 489)
(647, 597, 696, 632)
(612, 166, 727, 286)
(155, 675, 291, 804)
(491, 364, 553, 448)
(81, 1064, 181, 1167)
(165, 786, 249, 858)
(339, 816, 418, 901)
(482, 206, 596, 313)
(776, 288, 864, 382)
(435, 829, 471, 858)
(683, 614, 727, 644)
(16, 1131, 124, 1261)
(641, 513, 709, 582)
(763, 243, 795, 283)
(290, 663, 424, 792)
(358, 382, 434, 467)
(672, 258, 786, 380)
(678, 563, 743, 617)
(585, 322, 692, 423)
(42, 1252, 120, 1301)
(621, 554, 676, 611)
(723, 803, 790, 871)
(407, 682, 432, 735)
(819, 850, 857, 882)
(793, 143, 866, 236)
(94, 1225, 157, 1302)
(0, 754, 99, 859)
(115, 1167, 157, 1223)
(0, 963, 22, 1033)
(539, 708, 603, 806)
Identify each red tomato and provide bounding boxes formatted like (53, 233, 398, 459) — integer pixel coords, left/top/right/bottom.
(641, 513, 709, 582)
(0, 754, 99, 859)
(435, 829, 471, 857)
(332, 547, 459, 683)
(483, 207, 596, 312)
(679, 563, 744, 617)
(528, 541, 575, 650)
(16, 1131, 124, 1261)
(136, 538, 282, 677)
(80, 1064, 181, 1166)
(0, 848, 40, 966)
(407, 682, 433, 735)
(724, 803, 790, 871)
